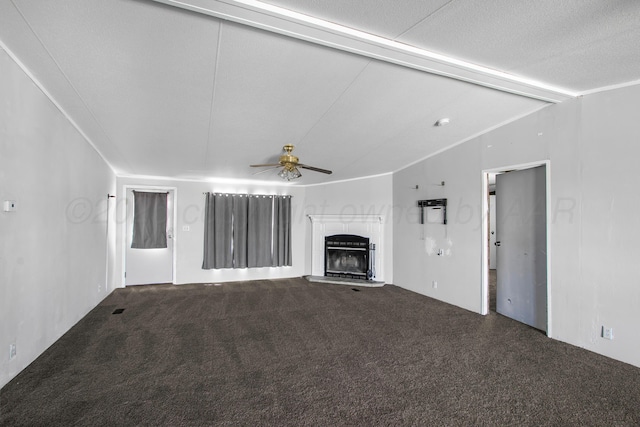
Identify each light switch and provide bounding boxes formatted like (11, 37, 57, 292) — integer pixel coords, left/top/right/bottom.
(3, 200, 17, 212)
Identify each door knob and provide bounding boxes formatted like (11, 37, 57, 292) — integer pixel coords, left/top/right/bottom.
(495, 241, 501, 246)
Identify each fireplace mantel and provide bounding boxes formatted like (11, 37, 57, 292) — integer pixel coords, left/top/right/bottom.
(308, 215, 384, 282)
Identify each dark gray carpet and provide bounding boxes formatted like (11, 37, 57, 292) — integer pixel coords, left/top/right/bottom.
(2, 278, 639, 426)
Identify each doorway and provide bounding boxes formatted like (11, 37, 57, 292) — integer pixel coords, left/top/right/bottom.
(482, 162, 550, 335)
(123, 186, 177, 286)
(488, 188, 497, 312)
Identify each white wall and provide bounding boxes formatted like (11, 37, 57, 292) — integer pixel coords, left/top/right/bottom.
(393, 141, 482, 312)
(116, 173, 395, 285)
(0, 49, 116, 388)
(303, 174, 394, 283)
(115, 177, 307, 285)
(393, 83, 640, 368)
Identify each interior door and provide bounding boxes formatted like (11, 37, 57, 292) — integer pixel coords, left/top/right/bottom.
(495, 166, 547, 331)
(125, 188, 174, 285)
(489, 194, 497, 269)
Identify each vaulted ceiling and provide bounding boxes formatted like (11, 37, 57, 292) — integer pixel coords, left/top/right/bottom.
(1, 0, 639, 184)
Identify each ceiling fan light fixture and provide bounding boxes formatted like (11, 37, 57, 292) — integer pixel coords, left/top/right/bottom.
(278, 165, 301, 181)
(251, 145, 331, 180)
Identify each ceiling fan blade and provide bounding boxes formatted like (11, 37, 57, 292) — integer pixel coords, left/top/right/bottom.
(250, 163, 281, 168)
(252, 166, 281, 175)
(299, 164, 333, 174)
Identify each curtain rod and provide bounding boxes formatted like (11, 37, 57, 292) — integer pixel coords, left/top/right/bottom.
(202, 192, 292, 198)
(133, 190, 169, 194)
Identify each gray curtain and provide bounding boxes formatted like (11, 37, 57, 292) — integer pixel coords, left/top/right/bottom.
(233, 195, 249, 268)
(202, 193, 292, 269)
(131, 191, 167, 249)
(202, 193, 233, 269)
(273, 196, 292, 266)
(247, 195, 273, 268)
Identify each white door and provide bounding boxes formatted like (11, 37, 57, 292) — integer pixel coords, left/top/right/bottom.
(125, 188, 174, 285)
(495, 166, 547, 331)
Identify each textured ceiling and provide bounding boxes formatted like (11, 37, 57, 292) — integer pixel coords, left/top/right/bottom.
(1, 0, 638, 185)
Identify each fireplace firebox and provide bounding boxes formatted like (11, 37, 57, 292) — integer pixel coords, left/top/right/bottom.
(324, 234, 375, 280)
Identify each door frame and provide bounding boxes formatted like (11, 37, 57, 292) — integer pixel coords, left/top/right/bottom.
(121, 184, 178, 287)
(481, 160, 551, 336)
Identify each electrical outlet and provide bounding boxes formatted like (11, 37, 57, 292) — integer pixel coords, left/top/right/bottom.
(602, 326, 614, 340)
(9, 343, 16, 360)
(432, 280, 438, 289)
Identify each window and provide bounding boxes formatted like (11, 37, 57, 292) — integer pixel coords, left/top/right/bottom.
(202, 193, 291, 269)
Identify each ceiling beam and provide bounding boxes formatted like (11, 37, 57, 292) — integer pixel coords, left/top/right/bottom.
(151, 0, 577, 103)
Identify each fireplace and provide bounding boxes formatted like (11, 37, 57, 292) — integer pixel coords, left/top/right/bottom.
(324, 234, 375, 280)
(308, 214, 384, 284)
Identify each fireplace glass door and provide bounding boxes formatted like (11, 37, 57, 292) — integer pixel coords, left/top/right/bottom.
(324, 234, 370, 279)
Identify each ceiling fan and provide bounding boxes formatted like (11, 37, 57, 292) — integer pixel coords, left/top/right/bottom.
(250, 144, 332, 181)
